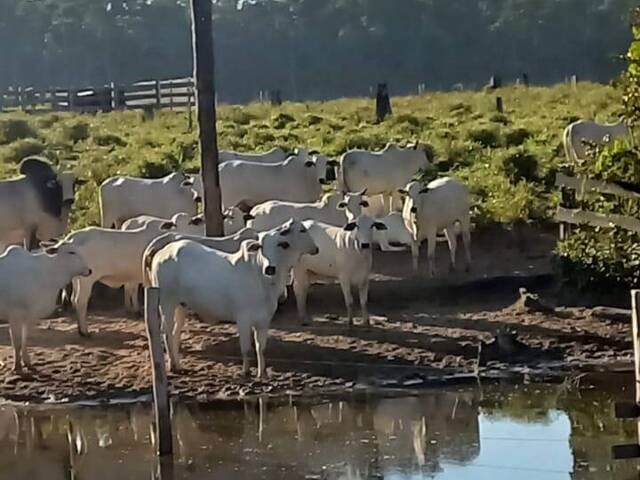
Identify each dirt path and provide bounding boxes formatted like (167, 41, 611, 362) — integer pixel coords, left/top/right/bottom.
(0, 226, 633, 403)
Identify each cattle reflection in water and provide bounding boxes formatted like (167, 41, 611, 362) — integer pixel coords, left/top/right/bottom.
(0, 391, 481, 479)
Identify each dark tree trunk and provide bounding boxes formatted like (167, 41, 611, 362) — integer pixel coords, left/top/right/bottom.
(375, 83, 392, 122)
(190, 0, 223, 236)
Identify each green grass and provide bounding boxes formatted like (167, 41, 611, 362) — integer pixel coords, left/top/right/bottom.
(0, 82, 623, 229)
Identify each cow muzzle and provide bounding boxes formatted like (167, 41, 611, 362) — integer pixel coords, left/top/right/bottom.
(63, 198, 75, 207)
(318, 178, 330, 186)
(264, 265, 277, 276)
(311, 246, 319, 255)
(82, 268, 93, 277)
(360, 243, 371, 250)
(410, 206, 417, 214)
(194, 196, 203, 204)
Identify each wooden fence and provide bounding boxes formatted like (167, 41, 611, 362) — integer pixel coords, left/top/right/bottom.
(0, 77, 194, 113)
(555, 173, 640, 238)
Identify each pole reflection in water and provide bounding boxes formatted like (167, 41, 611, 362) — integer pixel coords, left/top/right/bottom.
(0, 374, 638, 479)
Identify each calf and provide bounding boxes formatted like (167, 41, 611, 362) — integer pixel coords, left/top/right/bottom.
(0, 243, 91, 373)
(147, 220, 318, 376)
(400, 178, 471, 276)
(99, 172, 201, 228)
(219, 147, 289, 164)
(292, 215, 387, 327)
(64, 221, 176, 336)
(122, 212, 205, 236)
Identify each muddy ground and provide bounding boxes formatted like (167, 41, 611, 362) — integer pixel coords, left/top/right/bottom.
(0, 225, 634, 403)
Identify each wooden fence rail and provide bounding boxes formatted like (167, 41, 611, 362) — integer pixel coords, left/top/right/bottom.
(0, 77, 195, 113)
(555, 173, 640, 239)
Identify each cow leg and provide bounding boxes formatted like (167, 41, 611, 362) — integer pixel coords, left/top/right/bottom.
(292, 268, 311, 325)
(339, 276, 354, 327)
(426, 229, 437, 278)
(72, 277, 94, 337)
(411, 240, 420, 273)
(443, 225, 458, 273)
(20, 322, 33, 371)
(237, 320, 253, 377)
(8, 319, 23, 374)
(359, 280, 370, 327)
(253, 327, 270, 379)
(386, 193, 395, 214)
(461, 221, 472, 272)
(171, 305, 188, 368)
(124, 283, 140, 315)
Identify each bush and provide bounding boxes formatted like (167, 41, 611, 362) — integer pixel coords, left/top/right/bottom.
(0, 139, 45, 163)
(62, 122, 90, 143)
(489, 113, 510, 125)
(94, 133, 127, 147)
(449, 102, 472, 115)
(225, 108, 257, 125)
(272, 112, 296, 129)
(305, 114, 324, 126)
(504, 127, 532, 147)
(0, 119, 37, 144)
(393, 113, 421, 127)
(137, 159, 174, 178)
(467, 127, 500, 148)
(500, 149, 539, 183)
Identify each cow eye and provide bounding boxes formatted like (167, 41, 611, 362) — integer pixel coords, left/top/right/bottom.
(278, 241, 290, 249)
(68, 251, 76, 255)
(299, 227, 307, 233)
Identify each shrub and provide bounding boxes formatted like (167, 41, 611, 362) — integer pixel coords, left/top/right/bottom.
(36, 114, 61, 129)
(393, 113, 421, 127)
(62, 122, 90, 143)
(0, 119, 37, 144)
(467, 127, 500, 148)
(489, 113, 510, 125)
(504, 127, 532, 147)
(0, 139, 45, 163)
(225, 107, 256, 125)
(449, 102, 472, 115)
(137, 159, 174, 178)
(500, 149, 539, 183)
(272, 112, 296, 129)
(94, 133, 127, 147)
(305, 114, 324, 126)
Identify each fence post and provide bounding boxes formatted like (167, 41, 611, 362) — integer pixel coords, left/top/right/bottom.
(187, 88, 193, 132)
(18, 86, 25, 111)
(155, 79, 162, 109)
(68, 88, 76, 112)
(570, 75, 578, 91)
(612, 290, 640, 459)
(522, 73, 529, 87)
(144, 287, 173, 457)
(376, 83, 392, 122)
(496, 96, 504, 113)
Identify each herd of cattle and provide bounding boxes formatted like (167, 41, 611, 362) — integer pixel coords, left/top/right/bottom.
(0, 117, 631, 379)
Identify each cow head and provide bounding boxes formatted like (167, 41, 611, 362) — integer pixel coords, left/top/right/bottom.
(343, 215, 387, 251)
(337, 189, 368, 221)
(45, 241, 92, 278)
(257, 219, 318, 278)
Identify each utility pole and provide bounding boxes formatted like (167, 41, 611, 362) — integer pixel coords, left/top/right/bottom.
(190, 0, 223, 236)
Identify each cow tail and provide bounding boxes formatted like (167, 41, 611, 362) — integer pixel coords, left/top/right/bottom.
(338, 154, 349, 193)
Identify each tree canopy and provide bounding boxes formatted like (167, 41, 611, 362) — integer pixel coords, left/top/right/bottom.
(1, 0, 635, 102)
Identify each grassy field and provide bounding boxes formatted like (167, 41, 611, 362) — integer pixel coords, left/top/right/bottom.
(0, 82, 623, 230)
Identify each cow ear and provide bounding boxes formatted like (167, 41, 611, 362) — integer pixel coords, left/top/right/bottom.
(360, 200, 369, 208)
(397, 188, 408, 195)
(357, 188, 367, 196)
(75, 178, 88, 186)
(160, 221, 175, 231)
(343, 222, 357, 231)
(181, 178, 194, 187)
(304, 160, 315, 167)
(373, 222, 388, 231)
(246, 241, 261, 252)
(327, 160, 339, 167)
(309, 150, 320, 155)
(45, 246, 59, 255)
(40, 240, 56, 249)
(337, 201, 347, 210)
(418, 187, 431, 194)
(243, 213, 255, 222)
(189, 215, 204, 226)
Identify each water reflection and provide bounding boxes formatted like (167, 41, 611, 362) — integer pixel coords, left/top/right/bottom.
(0, 374, 638, 479)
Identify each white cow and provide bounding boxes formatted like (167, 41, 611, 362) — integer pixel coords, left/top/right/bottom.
(0, 243, 91, 373)
(142, 227, 260, 287)
(122, 212, 205, 236)
(292, 215, 387, 327)
(223, 206, 253, 235)
(339, 143, 432, 213)
(99, 172, 201, 228)
(219, 147, 290, 164)
(219, 150, 331, 210)
(362, 193, 403, 217)
(147, 220, 318, 376)
(373, 212, 413, 251)
(246, 191, 368, 232)
(563, 120, 631, 163)
(0, 157, 76, 251)
(400, 178, 471, 276)
(64, 221, 176, 336)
